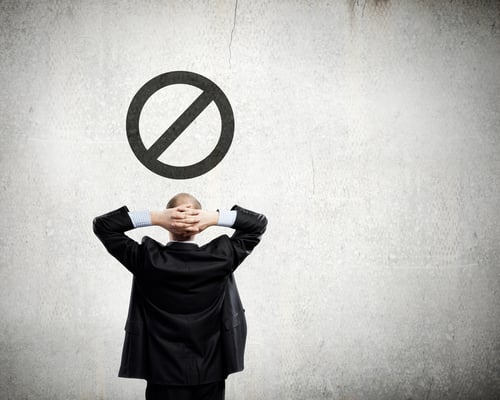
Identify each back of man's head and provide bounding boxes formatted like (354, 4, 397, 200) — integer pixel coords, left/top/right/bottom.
(166, 192, 202, 210)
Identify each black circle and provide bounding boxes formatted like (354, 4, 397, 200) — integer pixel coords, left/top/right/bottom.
(126, 71, 234, 179)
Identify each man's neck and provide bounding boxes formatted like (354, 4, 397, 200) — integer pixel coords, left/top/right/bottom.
(168, 234, 197, 244)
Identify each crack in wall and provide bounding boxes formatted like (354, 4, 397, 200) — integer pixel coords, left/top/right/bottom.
(350, 0, 390, 17)
(228, 0, 238, 68)
(425, 377, 434, 400)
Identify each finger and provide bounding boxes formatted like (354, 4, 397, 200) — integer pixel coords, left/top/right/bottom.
(174, 211, 200, 221)
(171, 211, 186, 220)
(185, 207, 200, 214)
(176, 206, 199, 215)
(171, 224, 199, 234)
(174, 218, 200, 227)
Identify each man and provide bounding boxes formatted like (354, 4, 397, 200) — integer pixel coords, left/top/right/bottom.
(93, 193, 267, 400)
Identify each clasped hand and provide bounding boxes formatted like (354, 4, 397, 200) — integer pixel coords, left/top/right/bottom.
(153, 204, 218, 237)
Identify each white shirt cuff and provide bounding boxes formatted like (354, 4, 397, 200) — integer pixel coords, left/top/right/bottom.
(217, 210, 236, 228)
(128, 211, 152, 228)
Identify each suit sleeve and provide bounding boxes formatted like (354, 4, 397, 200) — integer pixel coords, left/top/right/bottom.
(92, 205, 144, 276)
(228, 205, 268, 270)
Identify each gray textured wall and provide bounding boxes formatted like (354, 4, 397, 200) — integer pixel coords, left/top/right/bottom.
(1, 1, 499, 399)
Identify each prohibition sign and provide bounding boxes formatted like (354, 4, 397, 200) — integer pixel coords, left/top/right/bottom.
(126, 71, 234, 179)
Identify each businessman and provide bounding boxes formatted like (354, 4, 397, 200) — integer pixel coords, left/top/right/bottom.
(93, 193, 267, 400)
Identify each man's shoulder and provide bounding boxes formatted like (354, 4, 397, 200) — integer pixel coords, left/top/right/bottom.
(140, 236, 164, 248)
(200, 234, 232, 253)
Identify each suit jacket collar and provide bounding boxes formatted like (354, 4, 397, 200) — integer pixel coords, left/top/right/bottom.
(166, 241, 199, 249)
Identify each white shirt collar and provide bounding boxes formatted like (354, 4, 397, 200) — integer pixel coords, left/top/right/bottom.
(167, 240, 198, 245)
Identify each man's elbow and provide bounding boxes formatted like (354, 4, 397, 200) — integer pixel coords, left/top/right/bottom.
(92, 217, 103, 236)
(257, 214, 268, 235)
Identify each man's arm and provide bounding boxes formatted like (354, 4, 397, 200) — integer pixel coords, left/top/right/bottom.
(228, 205, 268, 267)
(195, 205, 268, 268)
(92, 205, 200, 275)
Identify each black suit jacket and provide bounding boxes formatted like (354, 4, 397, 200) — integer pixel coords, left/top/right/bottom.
(93, 205, 267, 385)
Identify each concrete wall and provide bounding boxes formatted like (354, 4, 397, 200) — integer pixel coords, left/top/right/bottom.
(1, 1, 499, 398)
